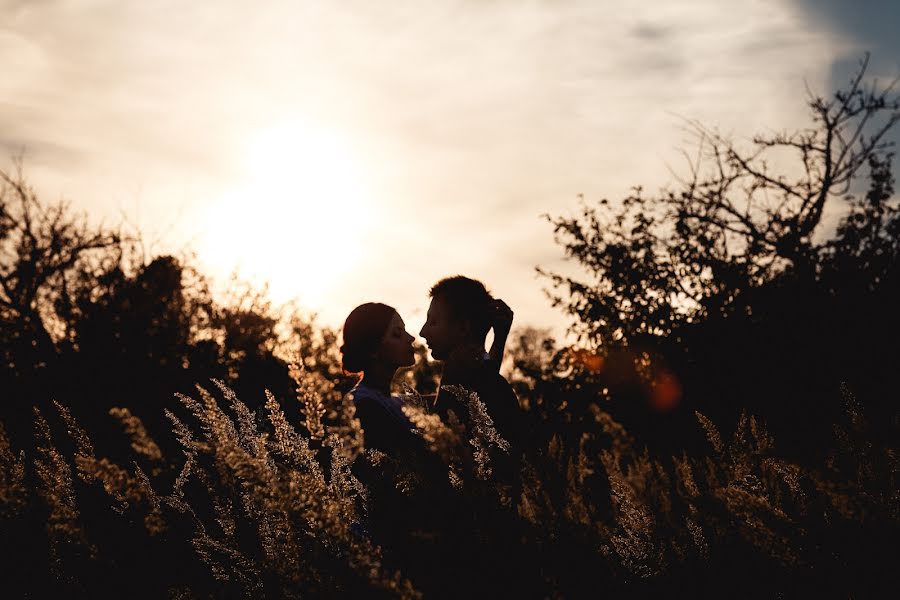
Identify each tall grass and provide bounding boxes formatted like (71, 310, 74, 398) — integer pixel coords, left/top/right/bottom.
(0, 371, 896, 598)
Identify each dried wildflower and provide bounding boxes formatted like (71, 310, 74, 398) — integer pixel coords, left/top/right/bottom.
(685, 515, 708, 558)
(326, 434, 367, 520)
(673, 454, 700, 500)
(651, 462, 673, 518)
(54, 402, 118, 503)
(109, 407, 163, 462)
(518, 458, 556, 525)
(391, 468, 420, 496)
(440, 385, 509, 482)
(564, 470, 592, 527)
(590, 402, 634, 456)
(716, 483, 796, 565)
(448, 466, 464, 490)
(213, 378, 264, 456)
(444, 408, 467, 441)
(840, 382, 867, 434)
(53, 400, 95, 458)
(265, 389, 323, 479)
(134, 464, 167, 535)
(460, 386, 510, 453)
(402, 403, 461, 460)
(731, 409, 751, 453)
(365, 448, 387, 467)
(192, 526, 264, 595)
(190, 527, 229, 583)
(763, 458, 807, 505)
(0, 421, 27, 519)
(547, 434, 562, 462)
(442, 385, 509, 452)
(264, 390, 299, 455)
(601, 450, 660, 578)
(175, 390, 205, 423)
(167, 585, 197, 600)
(749, 416, 775, 455)
(213, 495, 238, 540)
(327, 386, 365, 459)
(33, 407, 95, 580)
(170, 450, 194, 502)
(695, 411, 724, 455)
(560, 434, 596, 526)
(290, 362, 327, 440)
(472, 447, 493, 480)
(74, 455, 143, 512)
(196, 384, 240, 442)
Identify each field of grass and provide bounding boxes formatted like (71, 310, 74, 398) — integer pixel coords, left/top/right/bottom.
(1, 367, 896, 599)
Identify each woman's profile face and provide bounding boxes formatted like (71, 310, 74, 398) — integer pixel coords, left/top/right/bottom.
(376, 311, 416, 368)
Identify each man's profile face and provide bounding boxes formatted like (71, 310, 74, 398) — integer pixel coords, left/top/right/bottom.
(419, 296, 463, 361)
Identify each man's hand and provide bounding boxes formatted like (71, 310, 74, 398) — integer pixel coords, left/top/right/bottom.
(489, 298, 514, 336)
(487, 299, 513, 371)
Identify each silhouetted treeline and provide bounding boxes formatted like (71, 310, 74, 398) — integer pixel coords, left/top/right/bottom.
(536, 54, 900, 462)
(0, 162, 359, 460)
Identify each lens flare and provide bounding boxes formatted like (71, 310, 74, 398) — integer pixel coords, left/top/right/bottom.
(650, 369, 682, 412)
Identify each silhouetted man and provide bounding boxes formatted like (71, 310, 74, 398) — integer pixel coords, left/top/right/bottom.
(418, 276, 535, 599)
(419, 275, 524, 448)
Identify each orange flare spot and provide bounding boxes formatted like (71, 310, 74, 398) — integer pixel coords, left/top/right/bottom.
(571, 349, 605, 373)
(650, 370, 682, 412)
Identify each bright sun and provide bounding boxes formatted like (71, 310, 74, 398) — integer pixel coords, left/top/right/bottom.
(200, 120, 372, 308)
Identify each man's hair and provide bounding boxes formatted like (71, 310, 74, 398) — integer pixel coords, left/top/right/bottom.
(429, 275, 493, 339)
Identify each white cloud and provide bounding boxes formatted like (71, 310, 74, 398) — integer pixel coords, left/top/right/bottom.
(1, 0, 851, 338)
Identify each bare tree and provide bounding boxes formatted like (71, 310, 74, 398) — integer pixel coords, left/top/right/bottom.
(0, 160, 122, 365)
(540, 54, 900, 348)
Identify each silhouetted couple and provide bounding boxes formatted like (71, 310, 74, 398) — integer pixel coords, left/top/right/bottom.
(341, 275, 535, 598)
(339, 275, 522, 457)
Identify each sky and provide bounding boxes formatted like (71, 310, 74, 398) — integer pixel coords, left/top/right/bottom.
(2, 0, 898, 341)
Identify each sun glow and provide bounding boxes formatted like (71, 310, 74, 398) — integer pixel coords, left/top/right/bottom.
(200, 120, 372, 308)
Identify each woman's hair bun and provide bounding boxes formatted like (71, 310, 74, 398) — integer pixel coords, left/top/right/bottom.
(340, 343, 367, 374)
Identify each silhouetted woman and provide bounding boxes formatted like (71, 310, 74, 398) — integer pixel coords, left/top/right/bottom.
(340, 302, 419, 456)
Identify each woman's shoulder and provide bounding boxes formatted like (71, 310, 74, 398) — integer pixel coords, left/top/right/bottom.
(348, 383, 382, 402)
(348, 383, 396, 406)
(348, 384, 399, 417)
(348, 384, 417, 454)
